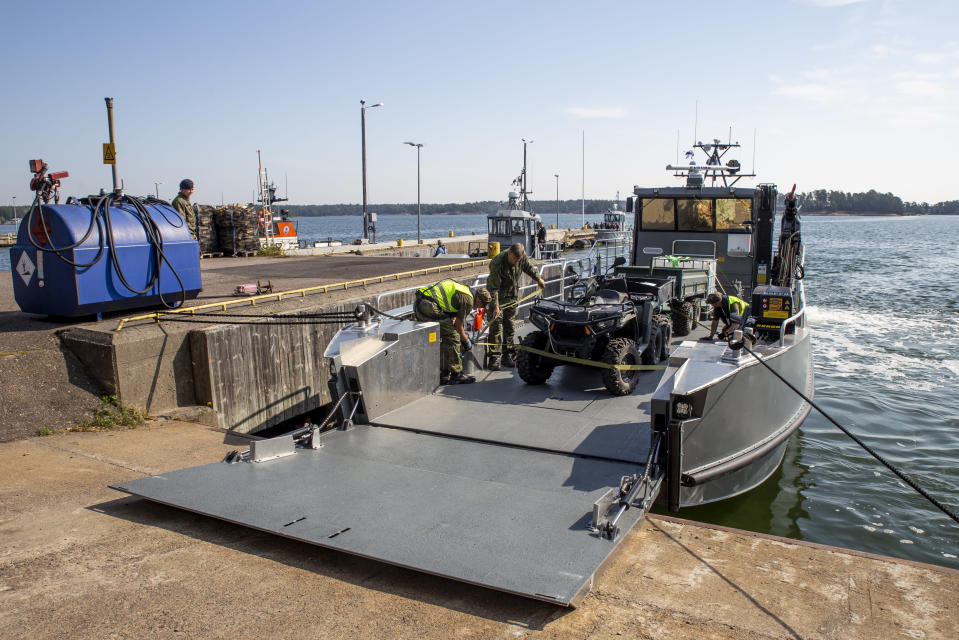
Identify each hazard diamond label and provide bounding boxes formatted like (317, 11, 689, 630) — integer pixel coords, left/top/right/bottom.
(16, 252, 35, 287)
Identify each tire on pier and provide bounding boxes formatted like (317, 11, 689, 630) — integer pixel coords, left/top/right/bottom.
(516, 331, 556, 385)
(601, 337, 642, 396)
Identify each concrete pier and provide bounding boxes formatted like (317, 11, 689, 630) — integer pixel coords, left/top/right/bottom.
(1, 421, 956, 639)
(2, 252, 561, 437)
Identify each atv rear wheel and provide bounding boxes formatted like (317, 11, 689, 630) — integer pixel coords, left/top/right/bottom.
(672, 301, 696, 337)
(654, 314, 672, 361)
(516, 331, 556, 385)
(641, 323, 661, 366)
(601, 337, 642, 396)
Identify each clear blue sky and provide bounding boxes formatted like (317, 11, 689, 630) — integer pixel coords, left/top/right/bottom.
(2, 0, 956, 207)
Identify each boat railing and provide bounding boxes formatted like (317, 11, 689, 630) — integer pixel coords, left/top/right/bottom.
(777, 255, 807, 347)
(372, 262, 570, 318)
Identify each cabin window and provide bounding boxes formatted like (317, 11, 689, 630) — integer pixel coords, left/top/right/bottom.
(676, 199, 714, 232)
(512, 220, 524, 234)
(715, 199, 752, 230)
(640, 198, 675, 230)
(489, 219, 512, 235)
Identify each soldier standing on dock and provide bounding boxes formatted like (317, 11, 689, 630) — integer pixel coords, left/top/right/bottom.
(486, 243, 545, 370)
(171, 179, 197, 240)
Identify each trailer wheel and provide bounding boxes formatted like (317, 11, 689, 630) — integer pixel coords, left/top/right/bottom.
(654, 314, 672, 360)
(602, 337, 642, 396)
(517, 331, 556, 385)
(672, 301, 696, 337)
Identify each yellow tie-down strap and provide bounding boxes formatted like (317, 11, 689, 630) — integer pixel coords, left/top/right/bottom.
(474, 342, 667, 371)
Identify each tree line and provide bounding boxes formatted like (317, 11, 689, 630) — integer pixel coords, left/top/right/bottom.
(4, 192, 959, 224)
(791, 189, 959, 215)
(270, 199, 618, 217)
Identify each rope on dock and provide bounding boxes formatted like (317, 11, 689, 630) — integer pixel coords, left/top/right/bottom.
(115, 258, 491, 331)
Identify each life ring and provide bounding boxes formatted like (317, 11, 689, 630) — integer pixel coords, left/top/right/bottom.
(279, 223, 292, 235)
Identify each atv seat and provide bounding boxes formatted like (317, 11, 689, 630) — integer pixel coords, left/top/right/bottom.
(593, 289, 629, 305)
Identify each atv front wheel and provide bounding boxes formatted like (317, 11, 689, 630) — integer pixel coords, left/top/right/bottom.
(516, 331, 556, 385)
(601, 337, 642, 396)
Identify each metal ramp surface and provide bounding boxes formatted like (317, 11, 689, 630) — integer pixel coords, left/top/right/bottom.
(114, 424, 647, 606)
(375, 365, 658, 463)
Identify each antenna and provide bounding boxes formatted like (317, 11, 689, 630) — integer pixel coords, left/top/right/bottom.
(285, 172, 288, 200)
(581, 130, 585, 228)
(675, 129, 680, 163)
(693, 100, 698, 144)
(729, 126, 732, 145)
(752, 128, 757, 175)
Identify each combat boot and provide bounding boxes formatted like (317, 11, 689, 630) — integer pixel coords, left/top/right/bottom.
(448, 371, 476, 384)
(487, 356, 502, 371)
(501, 352, 516, 368)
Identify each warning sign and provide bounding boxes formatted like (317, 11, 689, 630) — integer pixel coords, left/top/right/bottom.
(16, 252, 35, 286)
(102, 143, 116, 164)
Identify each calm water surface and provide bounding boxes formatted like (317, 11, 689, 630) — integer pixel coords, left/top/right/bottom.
(3, 214, 958, 568)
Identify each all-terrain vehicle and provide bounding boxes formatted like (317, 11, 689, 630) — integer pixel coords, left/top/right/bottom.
(517, 257, 673, 396)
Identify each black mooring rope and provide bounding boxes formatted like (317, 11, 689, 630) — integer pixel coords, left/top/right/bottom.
(741, 342, 959, 525)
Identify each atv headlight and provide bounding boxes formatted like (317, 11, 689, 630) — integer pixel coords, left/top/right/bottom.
(594, 317, 616, 332)
(530, 310, 548, 329)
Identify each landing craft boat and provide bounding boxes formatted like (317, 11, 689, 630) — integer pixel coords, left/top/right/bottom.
(114, 138, 812, 606)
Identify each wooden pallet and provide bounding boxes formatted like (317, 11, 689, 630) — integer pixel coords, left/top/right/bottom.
(200, 252, 223, 259)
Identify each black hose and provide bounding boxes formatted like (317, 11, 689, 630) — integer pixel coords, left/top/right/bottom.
(741, 341, 959, 526)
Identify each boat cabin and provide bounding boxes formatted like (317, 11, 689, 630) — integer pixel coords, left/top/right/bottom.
(627, 186, 775, 295)
(487, 191, 544, 258)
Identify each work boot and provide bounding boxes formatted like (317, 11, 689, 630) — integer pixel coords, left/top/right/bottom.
(501, 352, 516, 368)
(487, 356, 502, 371)
(448, 371, 476, 385)
(439, 372, 451, 385)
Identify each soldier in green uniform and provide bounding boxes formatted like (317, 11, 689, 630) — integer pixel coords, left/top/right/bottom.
(415, 280, 491, 384)
(486, 243, 545, 370)
(171, 179, 197, 240)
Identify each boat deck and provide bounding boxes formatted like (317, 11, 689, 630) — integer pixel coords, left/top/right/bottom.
(376, 363, 658, 464)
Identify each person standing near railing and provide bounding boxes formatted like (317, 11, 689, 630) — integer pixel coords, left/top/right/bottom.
(486, 243, 545, 370)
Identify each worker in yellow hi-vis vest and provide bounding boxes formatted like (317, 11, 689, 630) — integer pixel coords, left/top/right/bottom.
(415, 280, 491, 384)
(704, 292, 751, 340)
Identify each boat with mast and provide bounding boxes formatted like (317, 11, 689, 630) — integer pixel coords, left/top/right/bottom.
(255, 151, 298, 251)
(115, 134, 813, 607)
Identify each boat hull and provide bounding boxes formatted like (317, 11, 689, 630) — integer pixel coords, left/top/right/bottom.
(653, 328, 814, 509)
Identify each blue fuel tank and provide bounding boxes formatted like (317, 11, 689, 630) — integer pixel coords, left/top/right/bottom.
(10, 199, 202, 317)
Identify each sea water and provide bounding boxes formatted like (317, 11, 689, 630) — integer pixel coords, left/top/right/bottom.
(3, 214, 958, 568)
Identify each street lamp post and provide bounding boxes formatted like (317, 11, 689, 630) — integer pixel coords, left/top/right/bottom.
(360, 99, 383, 241)
(154, 182, 162, 198)
(11, 196, 16, 222)
(554, 174, 559, 229)
(404, 142, 424, 244)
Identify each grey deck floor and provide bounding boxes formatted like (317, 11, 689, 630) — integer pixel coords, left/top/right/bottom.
(375, 352, 665, 464)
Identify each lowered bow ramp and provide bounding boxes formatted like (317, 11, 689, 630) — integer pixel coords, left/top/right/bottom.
(114, 316, 657, 605)
(114, 424, 647, 606)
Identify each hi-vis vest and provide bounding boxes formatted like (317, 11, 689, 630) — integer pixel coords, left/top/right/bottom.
(725, 295, 748, 317)
(418, 280, 473, 313)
